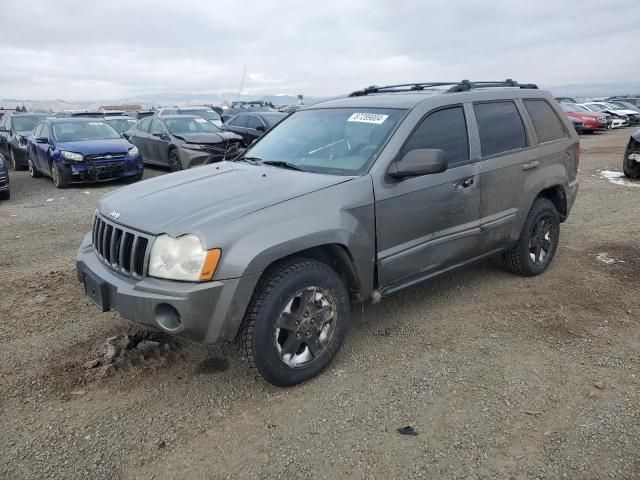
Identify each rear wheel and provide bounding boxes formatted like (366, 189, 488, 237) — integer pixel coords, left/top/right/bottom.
(168, 149, 182, 172)
(51, 162, 69, 189)
(502, 198, 560, 277)
(239, 259, 350, 387)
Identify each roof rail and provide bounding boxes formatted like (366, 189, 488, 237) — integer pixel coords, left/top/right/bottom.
(348, 79, 538, 97)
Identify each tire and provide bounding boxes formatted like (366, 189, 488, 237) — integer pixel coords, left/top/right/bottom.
(168, 149, 182, 172)
(239, 258, 350, 387)
(10, 149, 26, 171)
(501, 198, 560, 277)
(51, 162, 69, 189)
(0, 189, 9, 200)
(623, 144, 640, 178)
(27, 152, 41, 178)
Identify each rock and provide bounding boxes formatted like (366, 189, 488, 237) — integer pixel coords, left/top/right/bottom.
(594, 381, 605, 390)
(83, 359, 100, 369)
(70, 390, 86, 396)
(104, 335, 131, 362)
(135, 340, 161, 358)
(97, 365, 115, 378)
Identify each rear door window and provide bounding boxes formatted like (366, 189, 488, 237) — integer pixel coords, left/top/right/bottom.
(150, 119, 165, 135)
(138, 118, 152, 133)
(232, 115, 249, 128)
(523, 99, 568, 143)
(473, 101, 527, 157)
(246, 115, 265, 130)
(402, 106, 470, 167)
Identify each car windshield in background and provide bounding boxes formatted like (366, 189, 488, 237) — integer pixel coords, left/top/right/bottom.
(586, 104, 606, 112)
(13, 115, 46, 132)
(164, 117, 220, 134)
(52, 121, 121, 142)
(261, 114, 287, 127)
(104, 119, 136, 133)
(181, 109, 221, 121)
(244, 108, 405, 175)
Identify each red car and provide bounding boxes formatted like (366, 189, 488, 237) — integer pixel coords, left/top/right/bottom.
(560, 103, 609, 132)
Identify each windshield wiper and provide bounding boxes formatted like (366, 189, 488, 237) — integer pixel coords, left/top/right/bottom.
(235, 156, 262, 165)
(262, 160, 305, 171)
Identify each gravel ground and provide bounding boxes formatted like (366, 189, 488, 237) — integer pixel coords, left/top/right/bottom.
(1, 129, 639, 480)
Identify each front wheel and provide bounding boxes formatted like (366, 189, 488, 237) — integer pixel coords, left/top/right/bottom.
(168, 149, 183, 172)
(623, 144, 640, 178)
(10, 149, 25, 171)
(51, 162, 69, 188)
(27, 152, 41, 178)
(239, 259, 350, 387)
(501, 198, 560, 277)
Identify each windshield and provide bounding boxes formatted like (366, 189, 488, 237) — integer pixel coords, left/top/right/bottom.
(105, 118, 137, 133)
(13, 115, 46, 132)
(52, 121, 121, 142)
(243, 108, 405, 175)
(181, 109, 221, 122)
(164, 117, 220, 134)
(585, 104, 606, 112)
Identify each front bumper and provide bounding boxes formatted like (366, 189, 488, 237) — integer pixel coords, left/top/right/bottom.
(63, 156, 143, 183)
(76, 234, 260, 344)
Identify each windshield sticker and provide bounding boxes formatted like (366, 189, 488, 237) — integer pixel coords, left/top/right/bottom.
(194, 118, 207, 123)
(347, 113, 389, 124)
(88, 122, 104, 126)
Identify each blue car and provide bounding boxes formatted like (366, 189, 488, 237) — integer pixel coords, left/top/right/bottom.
(26, 118, 144, 188)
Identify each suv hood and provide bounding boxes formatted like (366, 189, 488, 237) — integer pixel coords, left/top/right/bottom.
(55, 138, 131, 155)
(98, 161, 352, 239)
(173, 132, 242, 144)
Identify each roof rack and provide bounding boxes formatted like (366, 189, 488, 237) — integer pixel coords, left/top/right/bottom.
(348, 79, 538, 97)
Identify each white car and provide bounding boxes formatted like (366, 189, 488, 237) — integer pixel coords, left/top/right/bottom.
(581, 102, 630, 128)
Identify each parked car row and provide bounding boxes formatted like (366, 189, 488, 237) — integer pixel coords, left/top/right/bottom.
(556, 97, 640, 135)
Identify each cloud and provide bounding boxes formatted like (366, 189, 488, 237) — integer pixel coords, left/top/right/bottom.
(0, 0, 637, 100)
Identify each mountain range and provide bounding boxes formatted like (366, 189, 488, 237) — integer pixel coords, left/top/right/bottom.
(2, 82, 639, 112)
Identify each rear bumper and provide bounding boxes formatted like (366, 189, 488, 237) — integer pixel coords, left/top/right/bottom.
(567, 179, 579, 214)
(76, 233, 260, 344)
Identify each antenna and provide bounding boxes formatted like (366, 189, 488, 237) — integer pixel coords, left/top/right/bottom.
(237, 65, 247, 102)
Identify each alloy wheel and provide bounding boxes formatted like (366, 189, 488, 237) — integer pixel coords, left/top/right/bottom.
(528, 214, 556, 265)
(274, 286, 337, 368)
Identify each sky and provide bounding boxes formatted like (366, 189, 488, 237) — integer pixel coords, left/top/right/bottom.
(0, 0, 638, 101)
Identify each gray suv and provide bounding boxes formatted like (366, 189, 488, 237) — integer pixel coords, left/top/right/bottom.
(77, 80, 579, 386)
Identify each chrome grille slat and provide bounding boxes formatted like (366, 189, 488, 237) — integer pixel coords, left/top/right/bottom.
(91, 214, 153, 278)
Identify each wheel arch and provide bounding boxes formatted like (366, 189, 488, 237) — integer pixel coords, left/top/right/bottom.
(253, 243, 363, 304)
(535, 184, 567, 222)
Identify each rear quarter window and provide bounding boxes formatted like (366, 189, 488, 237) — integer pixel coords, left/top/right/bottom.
(523, 99, 568, 143)
(473, 101, 527, 157)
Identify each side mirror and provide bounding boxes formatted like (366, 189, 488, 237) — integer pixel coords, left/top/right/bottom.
(153, 132, 167, 139)
(255, 125, 266, 132)
(389, 149, 447, 179)
(35, 136, 49, 144)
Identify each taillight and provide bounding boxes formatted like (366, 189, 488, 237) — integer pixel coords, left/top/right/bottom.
(573, 143, 580, 170)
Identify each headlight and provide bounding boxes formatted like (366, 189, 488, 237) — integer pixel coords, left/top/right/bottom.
(61, 150, 84, 162)
(148, 234, 221, 281)
(128, 146, 139, 157)
(182, 144, 203, 151)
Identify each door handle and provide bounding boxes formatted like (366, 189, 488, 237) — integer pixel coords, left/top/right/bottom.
(523, 160, 541, 171)
(453, 177, 474, 190)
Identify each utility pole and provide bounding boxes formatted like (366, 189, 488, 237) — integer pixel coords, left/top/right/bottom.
(237, 65, 247, 102)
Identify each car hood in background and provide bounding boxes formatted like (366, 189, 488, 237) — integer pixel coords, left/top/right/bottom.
(173, 132, 242, 145)
(55, 138, 131, 155)
(98, 161, 352, 241)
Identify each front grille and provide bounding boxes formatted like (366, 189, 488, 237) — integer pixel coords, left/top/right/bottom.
(86, 153, 126, 161)
(92, 214, 153, 278)
(91, 162, 126, 180)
